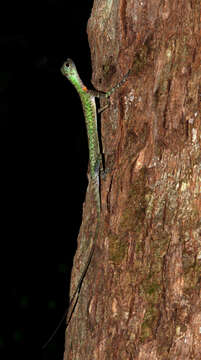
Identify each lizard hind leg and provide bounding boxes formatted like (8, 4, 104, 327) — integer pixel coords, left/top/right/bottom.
(94, 153, 104, 175)
(90, 176, 101, 217)
(98, 97, 110, 113)
(92, 158, 102, 216)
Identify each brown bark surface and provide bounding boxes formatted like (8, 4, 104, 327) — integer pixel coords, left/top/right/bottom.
(64, 0, 201, 359)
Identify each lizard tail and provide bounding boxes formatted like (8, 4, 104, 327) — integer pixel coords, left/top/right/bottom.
(65, 214, 100, 322)
(42, 205, 101, 350)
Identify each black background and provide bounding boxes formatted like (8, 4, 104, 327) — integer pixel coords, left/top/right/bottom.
(0, 1, 95, 359)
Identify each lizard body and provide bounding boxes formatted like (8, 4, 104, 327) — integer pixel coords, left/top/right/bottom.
(42, 59, 130, 349)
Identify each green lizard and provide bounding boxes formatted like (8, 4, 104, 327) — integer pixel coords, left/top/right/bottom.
(42, 59, 130, 349)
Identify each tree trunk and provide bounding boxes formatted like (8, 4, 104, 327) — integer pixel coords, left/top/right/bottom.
(64, 0, 201, 359)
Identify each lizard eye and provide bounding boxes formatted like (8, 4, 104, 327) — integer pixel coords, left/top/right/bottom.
(65, 62, 70, 67)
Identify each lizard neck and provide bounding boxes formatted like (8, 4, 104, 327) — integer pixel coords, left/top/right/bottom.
(67, 72, 87, 97)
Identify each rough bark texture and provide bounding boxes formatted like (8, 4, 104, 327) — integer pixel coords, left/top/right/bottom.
(64, 0, 201, 359)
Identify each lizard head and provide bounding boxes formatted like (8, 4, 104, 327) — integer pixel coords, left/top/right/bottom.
(60, 58, 80, 81)
(60, 58, 86, 91)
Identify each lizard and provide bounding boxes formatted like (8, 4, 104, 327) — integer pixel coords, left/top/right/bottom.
(42, 58, 130, 349)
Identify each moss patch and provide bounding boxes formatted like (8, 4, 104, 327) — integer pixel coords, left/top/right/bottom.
(108, 233, 128, 264)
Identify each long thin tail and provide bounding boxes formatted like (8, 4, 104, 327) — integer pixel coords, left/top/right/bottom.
(65, 215, 100, 326)
(42, 216, 100, 350)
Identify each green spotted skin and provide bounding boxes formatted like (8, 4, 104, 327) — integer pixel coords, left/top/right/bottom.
(42, 59, 130, 349)
(61, 59, 101, 215)
(42, 60, 102, 350)
(61, 59, 130, 215)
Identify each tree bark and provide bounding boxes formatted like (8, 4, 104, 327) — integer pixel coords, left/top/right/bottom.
(64, 0, 201, 359)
